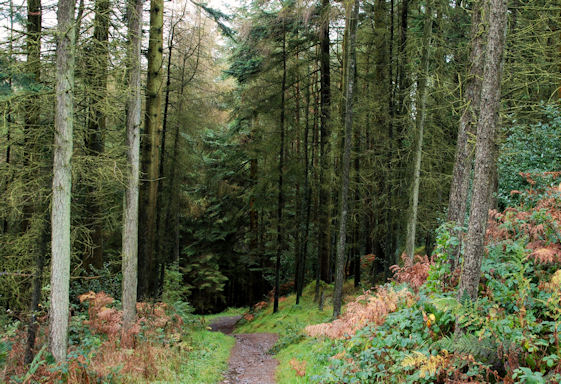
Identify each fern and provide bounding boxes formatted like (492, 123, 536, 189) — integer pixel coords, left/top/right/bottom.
(305, 286, 414, 339)
(433, 334, 497, 364)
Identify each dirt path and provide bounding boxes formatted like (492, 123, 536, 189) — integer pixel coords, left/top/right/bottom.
(210, 316, 278, 384)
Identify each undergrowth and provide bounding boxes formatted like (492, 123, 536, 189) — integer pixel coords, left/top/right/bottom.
(241, 175, 561, 384)
(307, 178, 561, 383)
(0, 291, 232, 383)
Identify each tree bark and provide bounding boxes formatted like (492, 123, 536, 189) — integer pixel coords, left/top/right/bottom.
(50, 0, 76, 362)
(273, 20, 287, 314)
(447, 0, 485, 243)
(122, 0, 143, 339)
(457, 0, 507, 301)
(405, 0, 433, 261)
(317, 0, 332, 285)
(296, 64, 313, 305)
(154, 16, 177, 295)
(23, 0, 43, 364)
(24, 215, 48, 364)
(333, 0, 358, 318)
(139, 0, 164, 299)
(84, 0, 110, 271)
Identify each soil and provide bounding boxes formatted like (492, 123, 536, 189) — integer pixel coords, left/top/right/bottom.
(210, 316, 279, 384)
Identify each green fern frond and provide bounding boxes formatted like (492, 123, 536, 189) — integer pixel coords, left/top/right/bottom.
(433, 334, 496, 363)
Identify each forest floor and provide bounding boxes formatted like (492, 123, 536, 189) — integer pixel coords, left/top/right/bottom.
(211, 316, 279, 384)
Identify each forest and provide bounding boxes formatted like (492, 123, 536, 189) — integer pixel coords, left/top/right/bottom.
(1, 0, 561, 381)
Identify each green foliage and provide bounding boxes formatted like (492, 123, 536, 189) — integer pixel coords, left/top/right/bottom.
(498, 104, 561, 207)
(182, 253, 228, 313)
(269, 324, 304, 354)
(311, 186, 561, 383)
(512, 367, 545, 384)
(162, 262, 191, 305)
(70, 263, 123, 301)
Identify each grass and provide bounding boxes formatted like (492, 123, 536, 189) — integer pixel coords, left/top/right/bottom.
(129, 328, 235, 384)
(236, 281, 358, 334)
(199, 307, 247, 322)
(276, 338, 332, 383)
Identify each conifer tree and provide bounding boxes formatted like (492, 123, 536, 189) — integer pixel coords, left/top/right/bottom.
(447, 0, 485, 268)
(122, 0, 143, 339)
(333, 0, 359, 319)
(50, 0, 76, 362)
(139, 0, 164, 298)
(405, 0, 433, 260)
(458, 0, 507, 301)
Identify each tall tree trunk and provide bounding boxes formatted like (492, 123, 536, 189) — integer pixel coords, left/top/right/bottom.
(317, 0, 332, 286)
(23, 0, 43, 364)
(122, 0, 142, 340)
(139, 0, 164, 299)
(333, 0, 358, 318)
(84, 0, 110, 271)
(155, 16, 177, 295)
(405, 0, 433, 261)
(249, 155, 258, 306)
(457, 0, 507, 301)
(3, 0, 14, 234)
(49, 0, 76, 362)
(352, 116, 361, 288)
(447, 0, 485, 232)
(162, 27, 200, 273)
(24, 215, 48, 364)
(296, 64, 313, 305)
(293, 67, 303, 299)
(273, 21, 287, 314)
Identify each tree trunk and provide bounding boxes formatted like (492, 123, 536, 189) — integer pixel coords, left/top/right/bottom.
(317, 0, 332, 285)
(49, 0, 76, 362)
(84, 0, 110, 271)
(249, 156, 258, 306)
(353, 118, 361, 288)
(405, 0, 433, 261)
(139, 0, 164, 299)
(447, 1, 485, 269)
(23, 0, 43, 364)
(122, 0, 143, 339)
(273, 21, 287, 314)
(154, 17, 177, 295)
(296, 65, 313, 305)
(24, 215, 48, 364)
(333, 0, 358, 318)
(457, 0, 507, 302)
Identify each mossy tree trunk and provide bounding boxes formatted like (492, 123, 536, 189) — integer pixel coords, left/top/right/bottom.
(333, 0, 358, 319)
(122, 0, 143, 340)
(405, 0, 433, 261)
(83, 0, 110, 271)
(317, 0, 332, 287)
(457, 0, 507, 302)
(273, 19, 287, 314)
(49, 0, 76, 362)
(139, 0, 164, 299)
(447, 0, 485, 268)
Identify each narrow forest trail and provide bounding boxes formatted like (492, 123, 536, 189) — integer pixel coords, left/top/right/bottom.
(210, 316, 279, 384)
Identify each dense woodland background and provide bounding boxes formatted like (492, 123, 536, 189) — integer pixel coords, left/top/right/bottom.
(1, 0, 561, 380)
